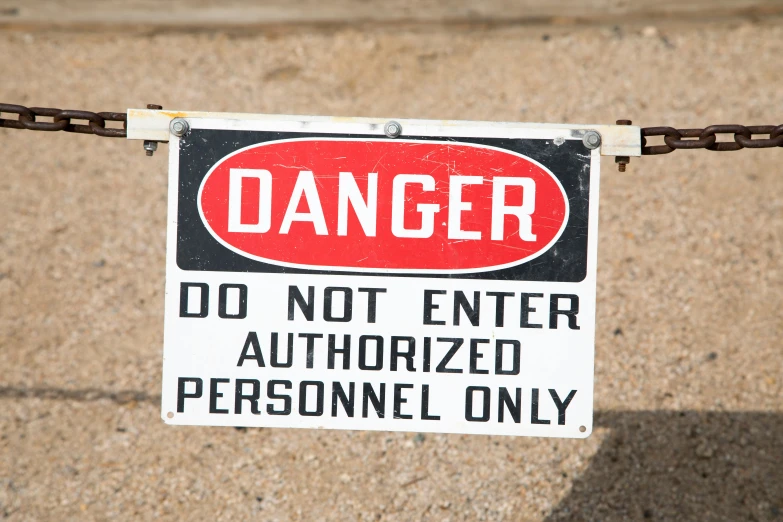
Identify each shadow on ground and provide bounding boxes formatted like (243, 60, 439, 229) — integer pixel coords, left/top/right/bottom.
(1, 386, 780, 521)
(547, 410, 783, 522)
(0, 385, 159, 405)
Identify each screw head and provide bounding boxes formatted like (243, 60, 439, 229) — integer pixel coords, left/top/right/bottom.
(170, 118, 190, 137)
(582, 130, 601, 150)
(384, 121, 402, 138)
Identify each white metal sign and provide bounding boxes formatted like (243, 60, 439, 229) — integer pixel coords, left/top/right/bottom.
(161, 116, 601, 438)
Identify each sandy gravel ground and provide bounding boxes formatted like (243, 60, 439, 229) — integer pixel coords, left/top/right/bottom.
(0, 19, 782, 522)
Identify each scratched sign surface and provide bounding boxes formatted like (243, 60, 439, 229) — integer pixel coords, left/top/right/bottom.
(162, 117, 600, 438)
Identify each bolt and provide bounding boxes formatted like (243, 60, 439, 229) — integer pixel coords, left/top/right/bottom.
(616, 119, 632, 172)
(582, 130, 601, 150)
(170, 118, 190, 137)
(143, 106, 163, 156)
(143, 140, 158, 157)
(384, 120, 402, 138)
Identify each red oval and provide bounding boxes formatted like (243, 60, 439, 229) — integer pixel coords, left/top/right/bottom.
(198, 138, 568, 273)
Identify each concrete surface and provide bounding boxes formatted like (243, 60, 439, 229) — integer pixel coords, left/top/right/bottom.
(0, 15, 782, 522)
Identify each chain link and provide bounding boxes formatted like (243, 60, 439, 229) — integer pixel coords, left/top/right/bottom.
(0, 103, 127, 138)
(641, 124, 783, 155)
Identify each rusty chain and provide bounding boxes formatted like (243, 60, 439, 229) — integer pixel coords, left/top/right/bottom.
(641, 124, 783, 155)
(0, 103, 127, 138)
(2, 103, 782, 160)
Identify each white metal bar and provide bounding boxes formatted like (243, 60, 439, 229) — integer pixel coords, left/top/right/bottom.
(126, 109, 642, 157)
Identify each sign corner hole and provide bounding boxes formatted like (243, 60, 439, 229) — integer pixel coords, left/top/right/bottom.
(167, 412, 174, 419)
(579, 425, 586, 433)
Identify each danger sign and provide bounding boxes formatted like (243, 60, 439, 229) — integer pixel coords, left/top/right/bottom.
(162, 116, 600, 438)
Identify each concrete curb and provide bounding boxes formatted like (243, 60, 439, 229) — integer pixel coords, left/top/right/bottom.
(1, 0, 782, 33)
